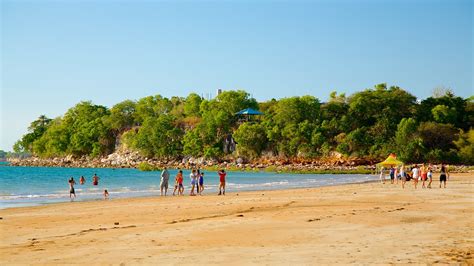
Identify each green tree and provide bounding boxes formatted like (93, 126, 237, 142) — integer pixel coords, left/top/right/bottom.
(394, 118, 423, 163)
(233, 123, 268, 158)
(454, 129, 474, 164)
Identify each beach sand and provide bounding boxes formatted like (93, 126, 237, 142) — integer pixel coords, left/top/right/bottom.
(1, 173, 473, 264)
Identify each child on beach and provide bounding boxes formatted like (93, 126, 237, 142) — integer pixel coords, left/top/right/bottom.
(68, 177, 76, 200)
(218, 170, 226, 195)
(103, 189, 109, 200)
(173, 170, 184, 196)
(199, 172, 204, 195)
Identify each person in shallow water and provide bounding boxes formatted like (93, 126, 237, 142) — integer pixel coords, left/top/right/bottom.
(103, 189, 109, 200)
(160, 167, 170, 196)
(79, 176, 85, 185)
(68, 177, 76, 200)
(92, 173, 100, 186)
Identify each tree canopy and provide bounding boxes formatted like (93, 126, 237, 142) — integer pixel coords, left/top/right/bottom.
(14, 85, 473, 164)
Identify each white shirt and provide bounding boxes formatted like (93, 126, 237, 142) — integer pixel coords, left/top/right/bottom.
(412, 168, 419, 178)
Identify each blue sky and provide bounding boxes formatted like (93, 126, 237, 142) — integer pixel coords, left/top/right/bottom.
(1, 0, 472, 151)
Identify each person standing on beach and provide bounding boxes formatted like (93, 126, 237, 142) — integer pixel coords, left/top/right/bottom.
(196, 169, 201, 194)
(218, 170, 226, 195)
(79, 176, 86, 185)
(92, 174, 100, 186)
(400, 165, 406, 189)
(199, 172, 205, 195)
(68, 177, 76, 200)
(412, 165, 419, 189)
(420, 164, 427, 189)
(189, 169, 197, 196)
(439, 164, 449, 188)
(173, 170, 182, 196)
(389, 166, 395, 184)
(103, 189, 109, 200)
(160, 167, 170, 196)
(379, 166, 386, 184)
(427, 165, 433, 189)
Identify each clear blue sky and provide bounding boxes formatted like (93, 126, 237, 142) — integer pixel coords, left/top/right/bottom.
(1, 0, 472, 151)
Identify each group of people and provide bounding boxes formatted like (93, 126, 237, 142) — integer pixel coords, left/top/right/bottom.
(379, 163, 450, 189)
(68, 173, 108, 200)
(159, 168, 227, 196)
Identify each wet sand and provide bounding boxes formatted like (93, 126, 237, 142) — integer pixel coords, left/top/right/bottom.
(0, 173, 473, 264)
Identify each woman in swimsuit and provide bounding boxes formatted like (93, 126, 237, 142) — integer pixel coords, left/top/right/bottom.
(439, 164, 449, 188)
(198, 172, 204, 195)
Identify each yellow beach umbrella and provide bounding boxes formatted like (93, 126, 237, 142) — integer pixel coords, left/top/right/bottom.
(377, 153, 403, 167)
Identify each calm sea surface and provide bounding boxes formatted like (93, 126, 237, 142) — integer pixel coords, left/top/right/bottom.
(0, 165, 377, 209)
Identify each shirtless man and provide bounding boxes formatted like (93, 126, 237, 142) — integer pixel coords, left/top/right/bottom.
(69, 177, 76, 200)
(218, 170, 227, 196)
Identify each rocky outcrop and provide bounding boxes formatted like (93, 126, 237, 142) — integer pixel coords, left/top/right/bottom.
(6, 152, 472, 173)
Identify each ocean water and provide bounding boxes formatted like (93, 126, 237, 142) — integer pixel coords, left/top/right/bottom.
(0, 165, 377, 209)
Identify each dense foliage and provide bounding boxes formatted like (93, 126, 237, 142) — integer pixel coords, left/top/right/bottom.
(14, 85, 474, 164)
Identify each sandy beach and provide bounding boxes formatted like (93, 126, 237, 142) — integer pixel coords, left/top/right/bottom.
(1, 173, 473, 264)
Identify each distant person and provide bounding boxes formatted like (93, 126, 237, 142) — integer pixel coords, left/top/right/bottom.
(199, 172, 205, 195)
(379, 167, 386, 184)
(400, 165, 406, 189)
(196, 169, 201, 194)
(79, 176, 86, 185)
(420, 164, 427, 189)
(218, 169, 226, 195)
(189, 169, 197, 196)
(173, 169, 182, 196)
(103, 189, 109, 200)
(68, 177, 76, 200)
(439, 164, 449, 188)
(160, 167, 170, 196)
(178, 170, 184, 195)
(412, 165, 419, 189)
(389, 166, 395, 184)
(427, 165, 433, 189)
(92, 174, 100, 186)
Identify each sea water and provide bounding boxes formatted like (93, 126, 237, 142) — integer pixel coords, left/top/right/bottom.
(0, 165, 377, 209)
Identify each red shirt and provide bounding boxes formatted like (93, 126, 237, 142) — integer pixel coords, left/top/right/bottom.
(218, 172, 226, 182)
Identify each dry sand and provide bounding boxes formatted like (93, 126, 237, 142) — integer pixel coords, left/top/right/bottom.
(1, 173, 473, 264)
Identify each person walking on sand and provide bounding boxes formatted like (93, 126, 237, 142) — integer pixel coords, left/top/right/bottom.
(172, 170, 181, 196)
(412, 165, 419, 189)
(92, 173, 100, 186)
(79, 176, 86, 185)
(389, 166, 395, 184)
(198, 172, 205, 195)
(160, 167, 170, 196)
(196, 169, 201, 194)
(103, 189, 109, 200)
(68, 177, 76, 200)
(379, 166, 386, 184)
(189, 169, 197, 196)
(439, 163, 449, 188)
(420, 164, 427, 189)
(400, 164, 406, 189)
(427, 165, 433, 189)
(218, 169, 227, 195)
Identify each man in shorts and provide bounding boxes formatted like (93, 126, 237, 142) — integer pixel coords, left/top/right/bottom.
(69, 177, 76, 200)
(160, 167, 170, 196)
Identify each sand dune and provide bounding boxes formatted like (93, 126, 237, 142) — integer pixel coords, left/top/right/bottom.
(1, 174, 473, 264)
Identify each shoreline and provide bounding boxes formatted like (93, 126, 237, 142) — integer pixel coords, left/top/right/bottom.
(5, 156, 474, 175)
(1, 173, 472, 264)
(0, 177, 380, 211)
